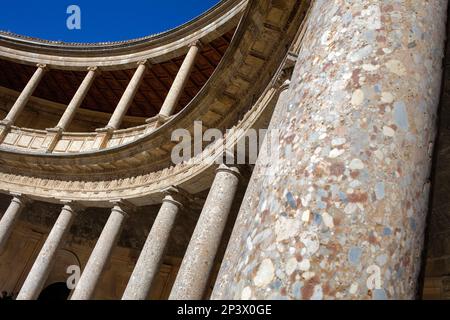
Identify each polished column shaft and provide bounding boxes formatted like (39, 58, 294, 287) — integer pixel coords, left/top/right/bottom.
(212, 0, 448, 300)
(56, 67, 98, 131)
(0, 194, 28, 253)
(169, 164, 240, 300)
(106, 62, 147, 130)
(2, 64, 46, 125)
(122, 193, 182, 300)
(17, 204, 79, 300)
(158, 42, 201, 118)
(70, 203, 128, 300)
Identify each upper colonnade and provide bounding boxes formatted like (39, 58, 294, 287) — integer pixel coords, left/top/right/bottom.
(0, 0, 310, 206)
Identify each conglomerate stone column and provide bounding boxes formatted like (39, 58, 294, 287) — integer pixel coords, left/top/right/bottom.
(70, 201, 130, 300)
(122, 188, 183, 300)
(157, 41, 201, 118)
(169, 164, 240, 300)
(0, 194, 28, 253)
(212, 0, 448, 300)
(17, 202, 81, 300)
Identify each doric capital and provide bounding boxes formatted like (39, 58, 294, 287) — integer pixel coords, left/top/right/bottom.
(162, 186, 192, 208)
(10, 193, 31, 206)
(188, 39, 203, 49)
(137, 59, 150, 67)
(87, 66, 101, 74)
(36, 63, 49, 71)
(110, 199, 136, 216)
(60, 200, 84, 214)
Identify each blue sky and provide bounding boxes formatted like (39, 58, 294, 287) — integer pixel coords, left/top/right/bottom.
(0, 1, 221, 43)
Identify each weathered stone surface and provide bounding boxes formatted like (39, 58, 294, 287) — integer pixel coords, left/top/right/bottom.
(213, 0, 448, 300)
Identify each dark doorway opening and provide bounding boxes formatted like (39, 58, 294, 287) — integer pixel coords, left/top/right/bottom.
(37, 282, 71, 301)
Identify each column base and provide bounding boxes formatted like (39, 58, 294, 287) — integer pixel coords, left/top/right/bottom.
(0, 119, 12, 144)
(41, 127, 63, 153)
(145, 114, 170, 133)
(93, 127, 114, 150)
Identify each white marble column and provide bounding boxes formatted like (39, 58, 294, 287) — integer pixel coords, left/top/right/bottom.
(44, 67, 99, 152)
(2, 64, 47, 125)
(70, 201, 131, 300)
(122, 188, 183, 300)
(16, 202, 81, 300)
(169, 164, 240, 300)
(158, 41, 202, 118)
(57, 67, 99, 131)
(0, 194, 28, 253)
(0, 64, 47, 141)
(106, 61, 148, 130)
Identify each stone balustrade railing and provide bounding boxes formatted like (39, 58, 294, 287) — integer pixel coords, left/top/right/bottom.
(1, 122, 156, 153)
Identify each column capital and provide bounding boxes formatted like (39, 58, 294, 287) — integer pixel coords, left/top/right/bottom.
(216, 163, 241, 178)
(87, 66, 101, 74)
(137, 59, 150, 67)
(188, 39, 203, 49)
(9, 193, 31, 206)
(110, 199, 135, 216)
(162, 186, 192, 208)
(36, 63, 49, 71)
(60, 200, 84, 213)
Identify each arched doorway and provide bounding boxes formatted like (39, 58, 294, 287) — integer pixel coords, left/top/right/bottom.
(37, 282, 70, 300)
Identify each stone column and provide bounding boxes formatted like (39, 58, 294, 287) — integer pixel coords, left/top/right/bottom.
(157, 41, 201, 119)
(44, 67, 99, 152)
(0, 64, 47, 141)
(122, 188, 184, 300)
(169, 164, 240, 300)
(106, 61, 147, 130)
(212, 0, 448, 300)
(57, 67, 98, 130)
(16, 202, 81, 300)
(70, 201, 131, 300)
(0, 194, 28, 253)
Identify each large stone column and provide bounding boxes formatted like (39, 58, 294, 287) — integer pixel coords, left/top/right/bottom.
(106, 61, 147, 130)
(17, 202, 81, 300)
(0, 64, 47, 141)
(44, 67, 99, 152)
(2, 64, 46, 125)
(70, 201, 130, 300)
(122, 188, 183, 300)
(169, 164, 240, 300)
(213, 0, 448, 300)
(158, 41, 201, 118)
(0, 194, 28, 253)
(57, 67, 98, 131)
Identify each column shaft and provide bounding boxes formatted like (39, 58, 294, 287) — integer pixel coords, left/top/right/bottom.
(16, 204, 78, 300)
(70, 204, 127, 300)
(122, 195, 181, 300)
(0, 194, 27, 253)
(56, 68, 97, 130)
(106, 62, 147, 130)
(158, 42, 201, 117)
(212, 0, 448, 300)
(169, 165, 239, 300)
(3, 65, 46, 125)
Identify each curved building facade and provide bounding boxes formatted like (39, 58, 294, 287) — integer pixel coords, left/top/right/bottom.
(0, 0, 449, 300)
